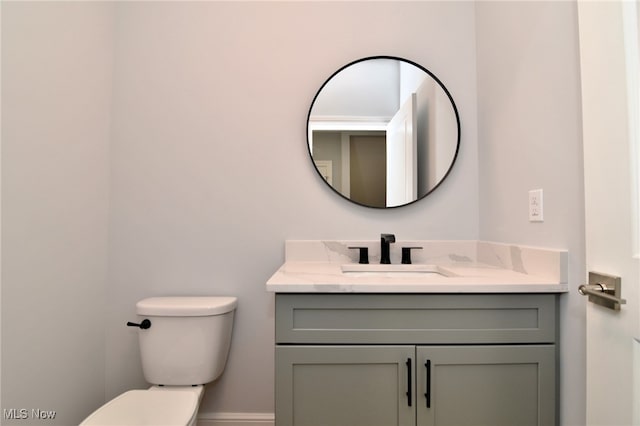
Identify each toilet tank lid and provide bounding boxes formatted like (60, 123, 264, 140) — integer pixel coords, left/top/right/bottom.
(136, 297, 237, 316)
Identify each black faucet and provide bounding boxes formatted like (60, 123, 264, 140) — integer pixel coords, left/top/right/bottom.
(380, 234, 396, 264)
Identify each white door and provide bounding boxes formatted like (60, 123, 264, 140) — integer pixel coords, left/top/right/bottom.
(386, 93, 417, 207)
(578, 1, 640, 425)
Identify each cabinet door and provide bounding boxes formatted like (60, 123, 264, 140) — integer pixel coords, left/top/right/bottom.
(276, 345, 416, 426)
(416, 345, 555, 426)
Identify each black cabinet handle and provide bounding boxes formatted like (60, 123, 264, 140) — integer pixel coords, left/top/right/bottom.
(425, 360, 431, 408)
(406, 358, 412, 407)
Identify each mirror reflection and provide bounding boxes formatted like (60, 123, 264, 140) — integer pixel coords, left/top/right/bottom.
(307, 56, 460, 208)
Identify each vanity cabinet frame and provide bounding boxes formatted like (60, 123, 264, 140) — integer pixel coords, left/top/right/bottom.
(275, 293, 558, 426)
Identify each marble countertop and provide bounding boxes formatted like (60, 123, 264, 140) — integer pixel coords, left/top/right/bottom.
(266, 240, 568, 293)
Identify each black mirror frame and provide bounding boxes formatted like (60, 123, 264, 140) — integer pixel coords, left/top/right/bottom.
(306, 55, 461, 209)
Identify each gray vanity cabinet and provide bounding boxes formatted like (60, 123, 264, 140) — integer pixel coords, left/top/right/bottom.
(276, 345, 415, 426)
(415, 345, 555, 426)
(275, 293, 557, 426)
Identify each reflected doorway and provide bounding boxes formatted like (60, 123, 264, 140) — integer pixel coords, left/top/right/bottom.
(311, 130, 387, 208)
(350, 135, 386, 207)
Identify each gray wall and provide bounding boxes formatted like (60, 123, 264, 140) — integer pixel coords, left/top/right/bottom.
(1, 1, 585, 425)
(475, 3, 586, 426)
(1, 2, 113, 424)
(105, 1, 479, 415)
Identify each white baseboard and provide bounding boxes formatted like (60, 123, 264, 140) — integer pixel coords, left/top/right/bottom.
(197, 412, 275, 426)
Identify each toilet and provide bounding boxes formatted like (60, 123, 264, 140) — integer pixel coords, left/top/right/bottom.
(80, 296, 237, 426)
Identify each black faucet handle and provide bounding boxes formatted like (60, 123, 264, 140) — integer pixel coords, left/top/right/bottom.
(381, 233, 396, 243)
(401, 247, 423, 264)
(348, 247, 369, 264)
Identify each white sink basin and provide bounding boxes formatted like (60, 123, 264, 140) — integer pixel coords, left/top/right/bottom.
(341, 263, 457, 277)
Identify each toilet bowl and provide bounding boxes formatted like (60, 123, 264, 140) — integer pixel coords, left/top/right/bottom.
(80, 296, 237, 426)
(80, 386, 203, 426)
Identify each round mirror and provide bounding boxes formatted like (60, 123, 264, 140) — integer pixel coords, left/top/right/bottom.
(307, 56, 460, 208)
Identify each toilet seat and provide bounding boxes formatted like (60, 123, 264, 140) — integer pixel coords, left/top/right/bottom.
(80, 388, 199, 426)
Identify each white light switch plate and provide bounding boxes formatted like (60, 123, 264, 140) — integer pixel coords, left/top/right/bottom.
(529, 189, 544, 222)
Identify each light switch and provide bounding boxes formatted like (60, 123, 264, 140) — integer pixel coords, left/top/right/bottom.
(529, 189, 544, 222)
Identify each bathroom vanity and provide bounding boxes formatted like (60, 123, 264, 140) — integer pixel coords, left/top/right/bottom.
(267, 240, 568, 426)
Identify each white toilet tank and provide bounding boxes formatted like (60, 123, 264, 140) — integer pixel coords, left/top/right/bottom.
(134, 296, 237, 386)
